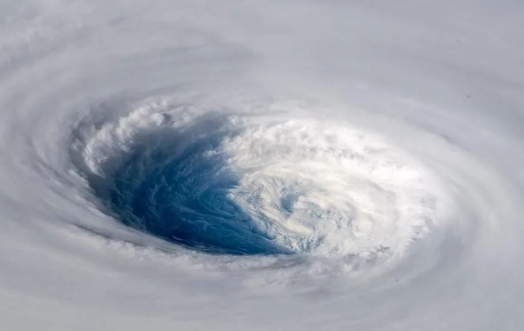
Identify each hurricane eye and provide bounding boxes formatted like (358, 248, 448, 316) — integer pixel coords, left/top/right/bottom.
(74, 102, 449, 266)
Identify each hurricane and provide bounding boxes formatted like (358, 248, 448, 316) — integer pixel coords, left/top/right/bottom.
(1, 1, 523, 330)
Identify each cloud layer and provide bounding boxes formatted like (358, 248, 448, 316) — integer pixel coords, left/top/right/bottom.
(1, 1, 523, 330)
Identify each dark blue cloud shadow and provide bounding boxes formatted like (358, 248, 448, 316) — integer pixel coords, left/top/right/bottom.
(88, 114, 289, 255)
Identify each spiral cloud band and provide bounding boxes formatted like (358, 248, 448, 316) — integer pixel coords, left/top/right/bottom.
(1, 0, 523, 330)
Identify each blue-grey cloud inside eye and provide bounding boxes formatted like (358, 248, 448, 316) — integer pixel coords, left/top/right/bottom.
(88, 116, 290, 255)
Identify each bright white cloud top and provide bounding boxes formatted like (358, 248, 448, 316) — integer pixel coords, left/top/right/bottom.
(1, 1, 523, 330)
